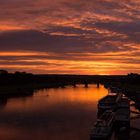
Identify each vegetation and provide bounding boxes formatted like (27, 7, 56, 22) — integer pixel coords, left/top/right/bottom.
(0, 70, 139, 98)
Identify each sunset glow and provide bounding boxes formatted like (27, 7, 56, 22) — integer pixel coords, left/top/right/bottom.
(0, 0, 140, 74)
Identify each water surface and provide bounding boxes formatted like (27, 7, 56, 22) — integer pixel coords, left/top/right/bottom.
(0, 84, 108, 140)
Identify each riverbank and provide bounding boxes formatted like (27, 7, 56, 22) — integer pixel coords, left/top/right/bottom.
(0, 72, 139, 99)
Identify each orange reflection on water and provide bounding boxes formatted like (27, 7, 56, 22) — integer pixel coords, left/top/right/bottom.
(0, 85, 108, 140)
(4, 85, 108, 112)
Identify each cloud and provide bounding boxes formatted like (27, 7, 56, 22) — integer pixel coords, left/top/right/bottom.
(0, 29, 131, 53)
(0, 0, 140, 74)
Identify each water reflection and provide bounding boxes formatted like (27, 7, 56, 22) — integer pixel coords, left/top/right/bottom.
(0, 85, 108, 140)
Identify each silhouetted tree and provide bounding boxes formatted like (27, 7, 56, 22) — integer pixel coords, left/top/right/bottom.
(0, 70, 8, 75)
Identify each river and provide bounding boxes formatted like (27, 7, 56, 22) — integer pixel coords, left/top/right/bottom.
(0, 84, 139, 140)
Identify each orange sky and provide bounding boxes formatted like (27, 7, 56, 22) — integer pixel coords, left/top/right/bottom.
(0, 0, 140, 75)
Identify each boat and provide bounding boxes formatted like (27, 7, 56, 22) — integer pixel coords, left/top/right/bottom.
(90, 111, 115, 140)
(98, 93, 122, 112)
(117, 97, 130, 109)
(115, 107, 130, 128)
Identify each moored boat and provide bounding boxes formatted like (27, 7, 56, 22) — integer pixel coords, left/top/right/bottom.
(117, 97, 130, 109)
(115, 107, 130, 129)
(90, 111, 115, 140)
(98, 93, 122, 112)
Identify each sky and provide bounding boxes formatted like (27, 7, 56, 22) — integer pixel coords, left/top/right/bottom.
(0, 0, 140, 75)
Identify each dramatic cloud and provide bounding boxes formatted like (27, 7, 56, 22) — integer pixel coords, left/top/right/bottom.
(0, 0, 140, 74)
